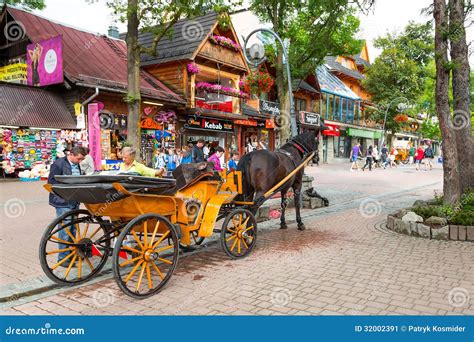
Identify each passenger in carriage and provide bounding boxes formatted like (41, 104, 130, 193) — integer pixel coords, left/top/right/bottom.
(207, 146, 225, 172)
(120, 147, 164, 177)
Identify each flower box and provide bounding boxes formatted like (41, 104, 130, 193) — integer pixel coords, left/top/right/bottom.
(208, 35, 241, 52)
(195, 82, 249, 99)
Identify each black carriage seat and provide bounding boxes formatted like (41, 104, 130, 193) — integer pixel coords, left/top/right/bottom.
(172, 162, 220, 191)
(52, 174, 177, 204)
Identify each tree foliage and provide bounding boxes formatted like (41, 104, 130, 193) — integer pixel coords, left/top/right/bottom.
(0, 0, 45, 10)
(362, 22, 434, 133)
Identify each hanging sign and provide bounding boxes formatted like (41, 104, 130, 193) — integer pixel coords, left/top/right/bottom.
(26, 35, 63, 86)
(299, 111, 321, 127)
(235, 119, 258, 126)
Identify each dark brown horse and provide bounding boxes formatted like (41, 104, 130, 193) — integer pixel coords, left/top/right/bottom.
(237, 129, 323, 230)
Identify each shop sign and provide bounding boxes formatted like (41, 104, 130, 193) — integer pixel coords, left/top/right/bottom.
(0, 63, 27, 83)
(27, 35, 63, 87)
(187, 117, 234, 132)
(102, 159, 123, 171)
(322, 123, 340, 137)
(88, 103, 102, 171)
(235, 119, 257, 126)
(260, 100, 280, 116)
(347, 127, 375, 139)
(265, 119, 275, 129)
(299, 111, 320, 126)
(140, 117, 163, 129)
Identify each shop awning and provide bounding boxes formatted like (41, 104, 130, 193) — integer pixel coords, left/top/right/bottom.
(347, 127, 381, 139)
(0, 83, 77, 129)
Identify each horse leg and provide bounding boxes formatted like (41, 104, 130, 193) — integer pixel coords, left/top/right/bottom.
(294, 187, 305, 231)
(280, 189, 288, 230)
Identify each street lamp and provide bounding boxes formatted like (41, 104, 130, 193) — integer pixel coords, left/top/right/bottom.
(379, 96, 409, 151)
(242, 28, 298, 137)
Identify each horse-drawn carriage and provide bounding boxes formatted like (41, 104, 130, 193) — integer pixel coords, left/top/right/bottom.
(40, 136, 317, 298)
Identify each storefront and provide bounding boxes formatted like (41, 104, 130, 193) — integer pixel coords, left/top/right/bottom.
(235, 117, 275, 153)
(180, 116, 236, 159)
(321, 123, 341, 163)
(0, 84, 81, 178)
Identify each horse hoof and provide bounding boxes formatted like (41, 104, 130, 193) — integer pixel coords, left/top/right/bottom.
(280, 224, 288, 230)
(297, 224, 306, 231)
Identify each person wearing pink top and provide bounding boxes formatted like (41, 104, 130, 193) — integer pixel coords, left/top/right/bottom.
(207, 146, 224, 171)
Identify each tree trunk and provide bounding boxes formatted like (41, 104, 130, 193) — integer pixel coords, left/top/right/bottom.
(449, 0, 473, 193)
(126, 0, 141, 159)
(275, 49, 291, 144)
(434, 0, 461, 204)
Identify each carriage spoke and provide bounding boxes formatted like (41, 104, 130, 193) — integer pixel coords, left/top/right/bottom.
(64, 254, 78, 279)
(120, 255, 143, 268)
(146, 263, 153, 289)
(124, 260, 144, 283)
(75, 222, 81, 241)
(158, 257, 173, 265)
(230, 237, 238, 252)
(88, 226, 102, 240)
(51, 251, 76, 270)
(149, 221, 160, 247)
(143, 221, 148, 248)
(82, 223, 90, 239)
(237, 239, 241, 254)
(226, 234, 237, 242)
(242, 238, 249, 249)
(135, 263, 146, 292)
(242, 225, 254, 233)
(121, 246, 141, 254)
(131, 230, 145, 250)
(63, 228, 77, 243)
(151, 231, 170, 249)
(84, 257, 94, 270)
(154, 245, 173, 253)
(46, 247, 74, 255)
(77, 257, 82, 279)
(49, 235, 74, 245)
(151, 261, 164, 280)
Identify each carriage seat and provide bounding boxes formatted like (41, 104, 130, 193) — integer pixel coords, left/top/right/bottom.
(172, 162, 219, 191)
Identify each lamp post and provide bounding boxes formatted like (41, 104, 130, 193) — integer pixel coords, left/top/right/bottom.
(379, 96, 409, 151)
(242, 28, 298, 137)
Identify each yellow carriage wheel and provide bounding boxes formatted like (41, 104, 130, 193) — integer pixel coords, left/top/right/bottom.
(39, 209, 110, 285)
(112, 213, 179, 299)
(220, 209, 257, 259)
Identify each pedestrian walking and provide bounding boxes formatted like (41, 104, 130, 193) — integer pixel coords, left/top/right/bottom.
(362, 145, 374, 171)
(208, 146, 225, 171)
(389, 147, 397, 168)
(381, 144, 389, 168)
(415, 145, 424, 170)
(47, 146, 86, 265)
(166, 148, 178, 175)
(192, 139, 205, 163)
(424, 144, 434, 170)
(349, 142, 361, 171)
(203, 143, 210, 160)
(408, 145, 416, 164)
(372, 145, 380, 168)
(180, 146, 193, 164)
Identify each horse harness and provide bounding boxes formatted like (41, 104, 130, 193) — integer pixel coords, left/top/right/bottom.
(276, 140, 311, 169)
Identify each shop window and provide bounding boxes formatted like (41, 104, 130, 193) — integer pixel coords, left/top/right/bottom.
(320, 94, 327, 119)
(312, 99, 321, 115)
(347, 100, 354, 123)
(295, 98, 307, 112)
(327, 94, 334, 120)
(334, 96, 340, 121)
(341, 98, 347, 123)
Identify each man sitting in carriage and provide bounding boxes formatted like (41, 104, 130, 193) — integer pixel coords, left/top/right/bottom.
(120, 147, 164, 177)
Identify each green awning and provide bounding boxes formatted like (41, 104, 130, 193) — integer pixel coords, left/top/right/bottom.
(374, 131, 382, 139)
(347, 128, 377, 139)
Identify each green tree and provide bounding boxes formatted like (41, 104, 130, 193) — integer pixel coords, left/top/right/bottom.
(0, 0, 45, 10)
(362, 22, 434, 133)
(106, 0, 240, 155)
(250, 0, 367, 142)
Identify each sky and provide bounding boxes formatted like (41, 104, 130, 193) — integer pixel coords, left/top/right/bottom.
(30, 0, 473, 66)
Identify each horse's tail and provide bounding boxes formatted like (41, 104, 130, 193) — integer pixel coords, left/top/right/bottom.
(236, 152, 254, 202)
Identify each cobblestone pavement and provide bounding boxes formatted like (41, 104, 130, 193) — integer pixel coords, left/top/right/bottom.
(1, 162, 473, 315)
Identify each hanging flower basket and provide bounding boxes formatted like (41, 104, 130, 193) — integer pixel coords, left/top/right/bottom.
(244, 70, 274, 96)
(195, 82, 249, 99)
(187, 62, 200, 74)
(394, 114, 409, 123)
(208, 35, 241, 51)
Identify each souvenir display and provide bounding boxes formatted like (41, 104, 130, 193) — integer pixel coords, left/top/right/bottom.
(0, 128, 88, 173)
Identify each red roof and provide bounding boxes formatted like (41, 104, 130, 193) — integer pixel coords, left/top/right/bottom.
(7, 7, 184, 104)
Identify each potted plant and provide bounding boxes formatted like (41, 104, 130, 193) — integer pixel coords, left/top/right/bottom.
(208, 35, 241, 51)
(244, 70, 274, 96)
(186, 62, 200, 75)
(195, 82, 249, 99)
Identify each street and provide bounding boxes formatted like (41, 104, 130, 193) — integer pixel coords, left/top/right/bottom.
(1, 162, 473, 315)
